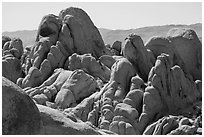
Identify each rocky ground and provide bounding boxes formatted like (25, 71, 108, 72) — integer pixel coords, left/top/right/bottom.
(2, 7, 202, 135)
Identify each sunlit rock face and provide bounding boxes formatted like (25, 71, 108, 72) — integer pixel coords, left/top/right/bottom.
(2, 6, 202, 135)
(67, 53, 111, 82)
(59, 7, 107, 58)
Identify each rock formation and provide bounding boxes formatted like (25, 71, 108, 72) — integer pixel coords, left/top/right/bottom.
(67, 53, 111, 82)
(167, 28, 202, 80)
(138, 54, 201, 133)
(55, 69, 98, 109)
(99, 55, 123, 69)
(18, 7, 110, 89)
(97, 58, 138, 134)
(2, 6, 202, 135)
(2, 77, 115, 135)
(110, 40, 122, 55)
(3, 38, 24, 59)
(63, 58, 139, 135)
(37, 104, 115, 135)
(2, 54, 24, 83)
(23, 68, 98, 110)
(143, 115, 201, 135)
(2, 36, 11, 48)
(121, 33, 156, 82)
(2, 77, 42, 134)
(145, 36, 187, 73)
(59, 7, 107, 58)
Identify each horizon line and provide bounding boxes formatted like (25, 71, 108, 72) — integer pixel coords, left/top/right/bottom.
(2, 22, 202, 33)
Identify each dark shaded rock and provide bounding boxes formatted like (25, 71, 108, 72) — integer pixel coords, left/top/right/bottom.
(3, 38, 24, 59)
(2, 77, 42, 134)
(2, 54, 24, 83)
(2, 35, 11, 48)
(111, 41, 122, 55)
(167, 28, 202, 80)
(36, 14, 61, 44)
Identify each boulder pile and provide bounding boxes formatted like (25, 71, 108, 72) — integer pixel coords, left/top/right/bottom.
(2, 7, 202, 135)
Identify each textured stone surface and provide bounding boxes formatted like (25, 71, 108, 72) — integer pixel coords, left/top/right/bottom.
(55, 69, 98, 109)
(2, 35, 11, 48)
(67, 53, 111, 82)
(167, 28, 202, 80)
(138, 54, 201, 133)
(2, 54, 24, 83)
(36, 14, 61, 44)
(99, 55, 123, 69)
(145, 36, 187, 73)
(2, 7, 202, 135)
(19, 7, 109, 89)
(38, 104, 115, 135)
(110, 40, 122, 55)
(59, 7, 107, 58)
(3, 38, 23, 59)
(2, 77, 42, 134)
(122, 33, 155, 82)
(23, 68, 98, 110)
(19, 14, 63, 88)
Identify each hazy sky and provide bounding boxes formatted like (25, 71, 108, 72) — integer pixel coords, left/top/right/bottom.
(2, 2, 202, 32)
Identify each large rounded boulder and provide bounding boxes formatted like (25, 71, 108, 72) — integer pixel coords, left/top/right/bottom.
(59, 7, 107, 58)
(2, 77, 42, 134)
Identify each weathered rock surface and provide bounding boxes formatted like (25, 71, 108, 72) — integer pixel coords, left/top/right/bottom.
(24, 68, 98, 110)
(67, 53, 111, 82)
(145, 36, 187, 73)
(98, 58, 138, 134)
(143, 115, 200, 135)
(2, 35, 11, 48)
(36, 14, 61, 44)
(58, 15, 74, 55)
(167, 28, 202, 80)
(19, 7, 109, 88)
(37, 104, 115, 135)
(55, 69, 98, 109)
(2, 54, 24, 83)
(64, 91, 100, 124)
(23, 68, 73, 104)
(3, 38, 24, 59)
(18, 14, 64, 88)
(138, 53, 201, 133)
(63, 58, 139, 134)
(2, 77, 42, 134)
(2, 7, 202, 135)
(59, 7, 107, 58)
(121, 33, 156, 82)
(110, 40, 122, 55)
(19, 40, 69, 88)
(107, 75, 145, 135)
(99, 55, 123, 69)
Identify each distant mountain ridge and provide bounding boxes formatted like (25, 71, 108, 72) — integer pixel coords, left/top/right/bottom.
(2, 23, 202, 47)
(99, 23, 202, 45)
